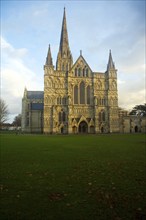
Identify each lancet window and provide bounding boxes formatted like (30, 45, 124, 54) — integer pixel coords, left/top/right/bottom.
(74, 85, 78, 104)
(74, 82, 91, 105)
(57, 97, 67, 105)
(78, 68, 81, 77)
(99, 111, 106, 122)
(74, 67, 89, 77)
(87, 85, 91, 104)
(86, 68, 88, 77)
(80, 82, 85, 104)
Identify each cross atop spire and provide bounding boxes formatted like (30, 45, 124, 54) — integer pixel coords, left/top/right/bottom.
(46, 44, 53, 66)
(107, 50, 115, 70)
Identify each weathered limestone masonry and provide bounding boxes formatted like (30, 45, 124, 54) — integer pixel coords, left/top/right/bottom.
(21, 8, 146, 134)
(43, 8, 119, 134)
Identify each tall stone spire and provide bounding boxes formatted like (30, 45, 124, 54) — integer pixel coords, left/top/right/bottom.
(46, 44, 53, 66)
(107, 50, 115, 70)
(56, 8, 73, 71)
(59, 7, 69, 55)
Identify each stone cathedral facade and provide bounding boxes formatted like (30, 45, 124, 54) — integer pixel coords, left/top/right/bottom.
(43, 8, 119, 134)
(21, 9, 146, 134)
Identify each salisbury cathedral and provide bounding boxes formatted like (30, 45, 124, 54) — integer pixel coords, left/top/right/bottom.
(21, 9, 146, 134)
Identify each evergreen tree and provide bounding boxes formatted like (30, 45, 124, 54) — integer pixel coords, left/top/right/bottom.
(129, 104, 146, 116)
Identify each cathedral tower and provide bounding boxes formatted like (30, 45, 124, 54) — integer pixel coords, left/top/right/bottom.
(106, 50, 119, 132)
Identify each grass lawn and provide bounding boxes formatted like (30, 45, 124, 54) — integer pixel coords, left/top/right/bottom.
(0, 133, 146, 220)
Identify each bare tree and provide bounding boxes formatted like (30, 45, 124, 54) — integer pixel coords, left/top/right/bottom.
(0, 98, 9, 127)
(13, 114, 21, 127)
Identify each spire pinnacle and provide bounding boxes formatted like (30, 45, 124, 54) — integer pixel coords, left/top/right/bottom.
(46, 44, 53, 66)
(24, 87, 27, 98)
(107, 49, 115, 70)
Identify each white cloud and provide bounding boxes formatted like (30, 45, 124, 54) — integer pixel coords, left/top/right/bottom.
(1, 37, 28, 59)
(118, 76, 145, 110)
(119, 88, 145, 111)
(1, 36, 43, 122)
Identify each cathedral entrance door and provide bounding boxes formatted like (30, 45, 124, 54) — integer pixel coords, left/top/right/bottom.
(79, 121, 88, 133)
(135, 126, 138, 133)
(61, 127, 64, 134)
(72, 126, 77, 134)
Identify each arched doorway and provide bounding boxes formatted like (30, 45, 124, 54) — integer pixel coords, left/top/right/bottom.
(61, 127, 64, 134)
(101, 127, 104, 133)
(72, 126, 77, 134)
(135, 126, 138, 133)
(79, 121, 88, 133)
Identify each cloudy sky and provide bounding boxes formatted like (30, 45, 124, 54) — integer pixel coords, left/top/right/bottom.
(1, 0, 145, 122)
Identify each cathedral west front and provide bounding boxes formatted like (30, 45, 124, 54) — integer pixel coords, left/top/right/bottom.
(22, 8, 145, 134)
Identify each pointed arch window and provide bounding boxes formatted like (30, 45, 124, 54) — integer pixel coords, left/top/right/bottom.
(62, 112, 66, 122)
(57, 97, 62, 105)
(99, 111, 105, 122)
(99, 112, 102, 122)
(78, 68, 81, 77)
(102, 111, 105, 121)
(87, 85, 91, 104)
(80, 82, 85, 104)
(62, 97, 65, 105)
(86, 68, 88, 77)
(74, 85, 78, 104)
(83, 68, 85, 77)
(59, 112, 62, 122)
(75, 68, 77, 77)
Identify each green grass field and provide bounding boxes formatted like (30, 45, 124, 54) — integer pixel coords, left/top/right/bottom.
(0, 134, 146, 220)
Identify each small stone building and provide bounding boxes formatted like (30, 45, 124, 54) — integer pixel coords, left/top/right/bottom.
(21, 90, 44, 133)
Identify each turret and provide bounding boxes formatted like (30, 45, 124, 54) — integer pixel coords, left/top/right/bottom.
(106, 50, 117, 79)
(45, 44, 53, 67)
(23, 87, 27, 98)
(107, 50, 115, 71)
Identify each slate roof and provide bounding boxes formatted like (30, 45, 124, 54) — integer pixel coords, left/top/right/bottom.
(31, 103, 44, 110)
(27, 91, 44, 99)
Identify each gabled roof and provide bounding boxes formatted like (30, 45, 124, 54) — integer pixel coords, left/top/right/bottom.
(27, 91, 44, 99)
(71, 54, 92, 72)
